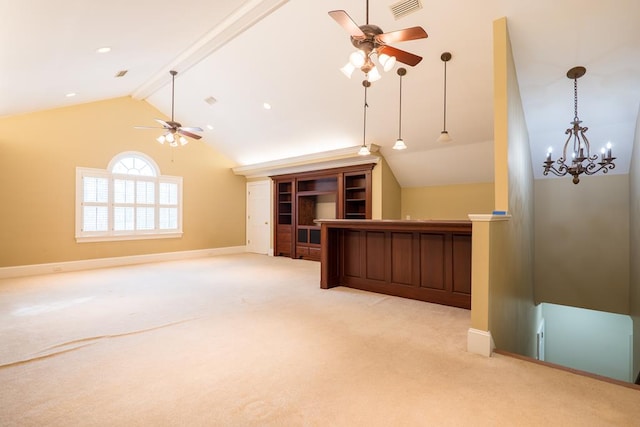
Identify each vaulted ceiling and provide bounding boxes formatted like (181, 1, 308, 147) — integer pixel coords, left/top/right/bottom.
(2, 0, 638, 187)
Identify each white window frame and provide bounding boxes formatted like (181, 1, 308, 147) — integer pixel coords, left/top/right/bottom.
(75, 152, 183, 242)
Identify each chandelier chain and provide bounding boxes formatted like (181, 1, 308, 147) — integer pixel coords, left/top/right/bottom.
(573, 77, 578, 121)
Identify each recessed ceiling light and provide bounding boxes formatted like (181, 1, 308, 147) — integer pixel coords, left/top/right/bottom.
(204, 96, 217, 105)
(65, 92, 76, 98)
(96, 47, 111, 54)
(263, 102, 272, 110)
(206, 124, 214, 130)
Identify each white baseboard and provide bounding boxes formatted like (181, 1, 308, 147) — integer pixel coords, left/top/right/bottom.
(0, 246, 247, 279)
(467, 328, 495, 357)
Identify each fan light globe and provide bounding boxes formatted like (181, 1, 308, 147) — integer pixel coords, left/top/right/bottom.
(156, 135, 166, 144)
(349, 50, 366, 68)
(340, 63, 356, 78)
(179, 136, 188, 146)
(341, 63, 356, 78)
(367, 66, 382, 82)
(166, 133, 175, 143)
(379, 54, 396, 72)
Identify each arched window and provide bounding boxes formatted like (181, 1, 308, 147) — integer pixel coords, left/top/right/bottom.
(76, 152, 182, 242)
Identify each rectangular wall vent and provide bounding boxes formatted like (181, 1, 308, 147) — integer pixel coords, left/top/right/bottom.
(390, 0, 422, 20)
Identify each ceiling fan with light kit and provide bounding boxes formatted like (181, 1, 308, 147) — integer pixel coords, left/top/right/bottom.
(135, 70, 202, 147)
(329, 0, 428, 82)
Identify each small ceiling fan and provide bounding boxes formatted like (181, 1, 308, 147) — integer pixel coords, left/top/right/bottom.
(135, 70, 202, 146)
(329, 0, 427, 82)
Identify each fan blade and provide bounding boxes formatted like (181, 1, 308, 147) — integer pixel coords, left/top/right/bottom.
(328, 10, 365, 38)
(178, 129, 202, 140)
(155, 118, 173, 128)
(377, 45, 422, 66)
(134, 126, 164, 129)
(376, 26, 427, 44)
(179, 126, 204, 132)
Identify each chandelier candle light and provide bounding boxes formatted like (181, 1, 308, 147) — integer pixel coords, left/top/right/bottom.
(543, 66, 615, 184)
(393, 68, 408, 150)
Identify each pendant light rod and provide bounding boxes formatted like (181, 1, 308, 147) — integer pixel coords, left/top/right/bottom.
(365, 0, 369, 25)
(442, 53, 449, 131)
(393, 68, 408, 150)
(398, 68, 405, 139)
(170, 70, 177, 122)
(363, 80, 370, 146)
(437, 52, 453, 143)
(358, 79, 372, 155)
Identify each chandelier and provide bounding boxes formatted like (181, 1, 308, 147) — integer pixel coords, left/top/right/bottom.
(543, 66, 615, 184)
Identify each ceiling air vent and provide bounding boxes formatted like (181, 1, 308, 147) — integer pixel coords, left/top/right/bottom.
(115, 70, 128, 78)
(390, 0, 422, 20)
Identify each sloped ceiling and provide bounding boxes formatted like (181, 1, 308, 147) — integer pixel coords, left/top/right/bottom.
(2, 0, 639, 187)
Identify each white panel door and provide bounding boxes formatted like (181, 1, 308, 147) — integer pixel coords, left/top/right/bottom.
(246, 181, 271, 254)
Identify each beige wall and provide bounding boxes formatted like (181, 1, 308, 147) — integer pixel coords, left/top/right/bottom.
(534, 175, 630, 314)
(0, 97, 246, 267)
(401, 183, 494, 220)
(372, 156, 401, 219)
(486, 18, 539, 357)
(628, 108, 640, 381)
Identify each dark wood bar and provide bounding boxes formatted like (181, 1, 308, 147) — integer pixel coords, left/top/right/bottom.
(318, 220, 472, 309)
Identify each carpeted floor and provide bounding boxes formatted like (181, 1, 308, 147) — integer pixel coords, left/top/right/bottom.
(0, 253, 638, 426)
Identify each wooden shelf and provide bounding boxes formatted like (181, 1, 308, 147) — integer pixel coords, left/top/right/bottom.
(272, 164, 374, 261)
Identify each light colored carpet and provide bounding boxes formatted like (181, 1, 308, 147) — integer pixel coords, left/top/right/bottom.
(0, 253, 638, 426)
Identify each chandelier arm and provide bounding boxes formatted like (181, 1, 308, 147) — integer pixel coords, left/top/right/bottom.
(543, 160, 570, 177)
(543, 166, 566, 177)
(561, 127, 573, 161)
(584, 161, 616, 176)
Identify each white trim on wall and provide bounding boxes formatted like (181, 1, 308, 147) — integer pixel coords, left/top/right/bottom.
(0, 246, 247, 279)
(467, 328, 495, 357)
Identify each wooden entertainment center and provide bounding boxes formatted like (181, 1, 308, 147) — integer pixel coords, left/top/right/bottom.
(271, 164, 374, 261)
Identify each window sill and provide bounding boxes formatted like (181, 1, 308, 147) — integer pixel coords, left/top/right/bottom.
(76, 231, 183, 243)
